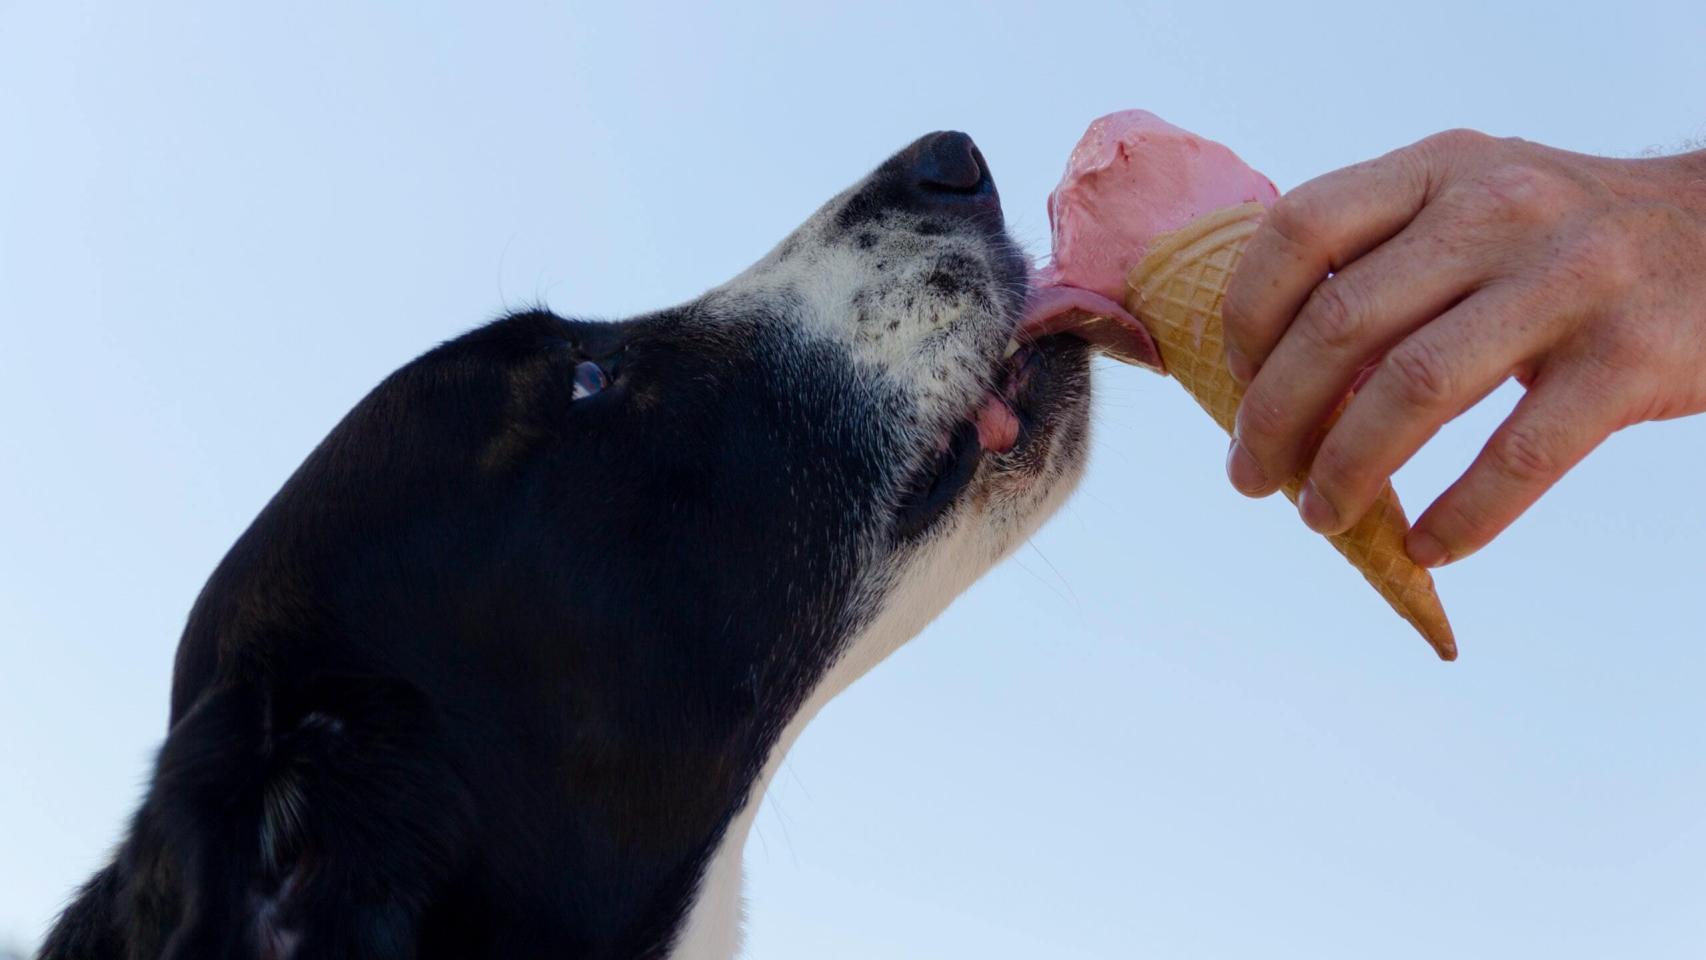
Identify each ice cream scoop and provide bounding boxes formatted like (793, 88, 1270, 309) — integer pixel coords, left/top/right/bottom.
(1036, 110, 1278, 300)
(1017, 109, 1280, 370)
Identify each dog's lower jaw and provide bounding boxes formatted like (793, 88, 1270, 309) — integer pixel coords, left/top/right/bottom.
(667, 448, 1089, 960)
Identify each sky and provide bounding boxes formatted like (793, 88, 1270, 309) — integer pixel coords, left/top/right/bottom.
(3, 1, 1705, 956)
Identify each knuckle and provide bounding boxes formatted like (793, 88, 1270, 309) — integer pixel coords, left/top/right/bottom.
(1221, 286, 1255, 341)
(1236, 390, 1289, 446)
(1457, 162, 1570, 223)
(1421, 128, 1494, 154)
(1593, 315, 1664, 371)
(1306, 441, 1356, 497)
(1299, 280, 1366, 352)
(1381, 337, 1457, 409)
(1571, 366, 1645, 427)
(1264, 191, 1328, 253)
(1488, 421, 1563, 484)
(1556, 210, 1645, 296)
(1411, 128, 1496, 175)
(1430, 493, 1493, 548)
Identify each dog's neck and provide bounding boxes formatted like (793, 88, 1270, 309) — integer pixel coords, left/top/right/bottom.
(667, 531, 989, 960)
(666, 694, 823, 960)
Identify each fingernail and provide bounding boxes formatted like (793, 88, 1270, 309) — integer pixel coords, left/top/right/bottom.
(1225, 440, 1269, 495)
(1226, 347, 1257, 384)
(1298, 482, 1339, 533)
(1407, 530, 1449, 568)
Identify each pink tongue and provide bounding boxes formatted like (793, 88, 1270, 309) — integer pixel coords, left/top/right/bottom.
(975, 393, 1020, 453)
(1022, 284, 1166, 372)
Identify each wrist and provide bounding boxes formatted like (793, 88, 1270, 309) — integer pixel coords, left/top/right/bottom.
(1607, 149, 1706, 217)
(1666, 150, 1706, 217)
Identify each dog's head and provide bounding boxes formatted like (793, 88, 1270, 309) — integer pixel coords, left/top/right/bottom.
(694, 130, 1098, 673)
(518, 130, 1098, 711)
(171, 132, 1103, 953)
(190, 131, 1091, 694)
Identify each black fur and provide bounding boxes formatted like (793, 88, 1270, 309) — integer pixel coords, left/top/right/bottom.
(40, 306, 892, 958)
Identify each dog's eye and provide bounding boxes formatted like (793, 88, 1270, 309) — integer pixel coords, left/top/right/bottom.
(571, 360, 608, 400)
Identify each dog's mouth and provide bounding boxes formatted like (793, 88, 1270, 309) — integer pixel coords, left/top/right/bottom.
(974, 283, 1165, 455)
(968, 338, 1064, 455)
(892, 283, 1163, 540)
(893, 340, 1064, 541)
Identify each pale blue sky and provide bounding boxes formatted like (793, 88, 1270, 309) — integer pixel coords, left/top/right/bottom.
(4, 1, 1705, 956)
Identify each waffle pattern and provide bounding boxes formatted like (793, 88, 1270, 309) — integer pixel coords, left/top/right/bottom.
(1125, 204, 1457, 660)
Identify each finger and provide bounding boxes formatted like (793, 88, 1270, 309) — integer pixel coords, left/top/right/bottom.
(1405, 365, 1624, 567)
(1298, 283, 1556, 535)
(1227, 211, 1486, 497)
(1223, 143, 1437, 381)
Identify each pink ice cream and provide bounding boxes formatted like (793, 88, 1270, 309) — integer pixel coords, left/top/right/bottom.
(1039, 110, 1279, 302)
(1005, 110, 1279, 424)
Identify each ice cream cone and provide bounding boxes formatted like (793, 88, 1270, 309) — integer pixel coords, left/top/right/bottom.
(1126, 203, 1457, 660)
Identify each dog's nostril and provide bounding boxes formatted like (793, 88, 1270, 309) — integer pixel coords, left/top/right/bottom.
(913, 131, 986, 194)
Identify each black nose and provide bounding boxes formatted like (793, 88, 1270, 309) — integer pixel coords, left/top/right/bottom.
(910, 131, 987, 193)
(838, 131, 1003, 231)
(894, 131, 1000, 216)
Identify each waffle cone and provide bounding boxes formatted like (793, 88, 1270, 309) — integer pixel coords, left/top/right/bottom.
(1125, 203, 1457, 660)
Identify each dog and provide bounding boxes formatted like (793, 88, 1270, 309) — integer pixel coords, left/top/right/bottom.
(40, 131, 1154, 959)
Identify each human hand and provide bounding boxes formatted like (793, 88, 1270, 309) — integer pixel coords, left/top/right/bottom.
(1220, 129, 1706, 567)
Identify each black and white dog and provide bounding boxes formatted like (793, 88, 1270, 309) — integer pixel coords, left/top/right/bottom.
(41, 132, 1159, 959)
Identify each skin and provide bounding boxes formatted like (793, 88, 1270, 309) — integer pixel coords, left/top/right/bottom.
(1219, 129, 1706, 567)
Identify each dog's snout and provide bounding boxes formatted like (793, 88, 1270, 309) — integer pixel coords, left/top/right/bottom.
(911, 131, 986, 193)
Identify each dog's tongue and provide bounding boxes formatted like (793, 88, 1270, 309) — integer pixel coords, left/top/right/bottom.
(975, 393, 1020, 453)
(1020, 284, 1165, 371)
(1025, 109, 1280, 372)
